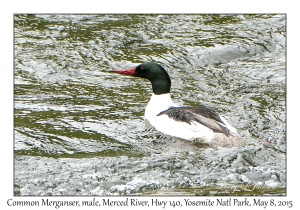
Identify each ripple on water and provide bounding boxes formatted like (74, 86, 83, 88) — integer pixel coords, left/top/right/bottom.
(14, 14, 286, 195)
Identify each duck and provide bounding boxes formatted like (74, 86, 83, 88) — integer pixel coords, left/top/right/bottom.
(111, 62, 245, 148)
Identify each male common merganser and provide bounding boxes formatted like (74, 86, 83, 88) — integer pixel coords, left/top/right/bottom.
(112, 62, 245, 148)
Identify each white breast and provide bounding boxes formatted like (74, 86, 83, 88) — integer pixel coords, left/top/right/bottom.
(144, 93, 175, 121)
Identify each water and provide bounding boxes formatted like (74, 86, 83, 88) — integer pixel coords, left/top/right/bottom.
(14, 14, 286, 195)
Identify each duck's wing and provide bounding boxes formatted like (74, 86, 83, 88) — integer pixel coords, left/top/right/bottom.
(157, 106, 230, 136)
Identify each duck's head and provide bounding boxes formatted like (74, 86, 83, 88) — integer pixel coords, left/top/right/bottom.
(112, 62, 171, 95)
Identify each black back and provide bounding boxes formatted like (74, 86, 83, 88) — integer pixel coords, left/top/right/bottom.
(157, 106, 230, 136)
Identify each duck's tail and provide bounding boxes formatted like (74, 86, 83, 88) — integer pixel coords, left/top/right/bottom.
(209, 132, 246, 149)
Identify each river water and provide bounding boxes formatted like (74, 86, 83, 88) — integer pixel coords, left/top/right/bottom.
(14, 14, 286, 195)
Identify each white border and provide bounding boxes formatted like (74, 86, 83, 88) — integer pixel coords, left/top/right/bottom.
(2, 0, 298, 209)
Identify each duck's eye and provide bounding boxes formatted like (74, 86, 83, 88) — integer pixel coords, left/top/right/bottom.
(139, 67, 145, 72)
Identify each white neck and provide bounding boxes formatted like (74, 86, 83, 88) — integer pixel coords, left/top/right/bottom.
(144, 93, 175, 120)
